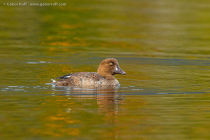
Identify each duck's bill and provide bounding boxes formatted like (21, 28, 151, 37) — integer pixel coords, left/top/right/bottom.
(113, 65, 127, 75)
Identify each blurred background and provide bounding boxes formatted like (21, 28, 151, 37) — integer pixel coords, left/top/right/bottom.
(0, 0, 210, 139)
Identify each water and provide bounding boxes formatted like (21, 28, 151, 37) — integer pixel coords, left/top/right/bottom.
(0, 0, 210, 139)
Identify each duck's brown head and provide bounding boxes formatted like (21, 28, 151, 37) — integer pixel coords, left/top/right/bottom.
(97, 58, 126, 80)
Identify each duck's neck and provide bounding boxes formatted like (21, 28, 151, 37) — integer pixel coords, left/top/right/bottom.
(103, 75, 116, 80)
(97, 71, 116, 80)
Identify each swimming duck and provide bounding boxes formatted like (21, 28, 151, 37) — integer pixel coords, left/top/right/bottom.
(52, 58, 126, 87)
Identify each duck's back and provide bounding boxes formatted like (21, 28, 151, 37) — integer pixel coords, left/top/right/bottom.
(55, 72, 119, 87)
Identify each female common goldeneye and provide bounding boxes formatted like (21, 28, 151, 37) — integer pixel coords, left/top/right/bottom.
(52, 58, 126, 87)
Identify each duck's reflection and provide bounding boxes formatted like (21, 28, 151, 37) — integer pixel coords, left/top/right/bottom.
(50, 85, 124, 139)
(51, 85, 124, 115)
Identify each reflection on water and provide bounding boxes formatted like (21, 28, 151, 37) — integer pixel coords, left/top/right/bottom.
(52, 85, 125, 116)
(51, 85, 120, 95)
(0, 0, 210, 139)
(0, 82, 210, 139)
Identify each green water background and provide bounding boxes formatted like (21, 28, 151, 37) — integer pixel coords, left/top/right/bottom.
(0, 0, 210, 139)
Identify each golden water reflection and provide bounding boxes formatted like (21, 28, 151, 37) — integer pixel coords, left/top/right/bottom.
(28, 86, 127, 138)
(33, 88, 210, 139)
(1, 0, 210, 139)
(51, 85, 125, 116)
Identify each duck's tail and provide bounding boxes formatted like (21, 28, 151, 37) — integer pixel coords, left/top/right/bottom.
(51, 79, 56, 83)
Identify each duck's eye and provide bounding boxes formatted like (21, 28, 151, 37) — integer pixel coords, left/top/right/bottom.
(110, 62, 114, 66)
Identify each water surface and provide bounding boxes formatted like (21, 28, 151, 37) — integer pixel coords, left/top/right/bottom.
(0, 0, 210, 139)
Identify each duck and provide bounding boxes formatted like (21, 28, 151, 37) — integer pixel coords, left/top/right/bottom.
(52, 58, 126, 87)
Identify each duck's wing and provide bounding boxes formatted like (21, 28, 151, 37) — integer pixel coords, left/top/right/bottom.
(55, 73, 72, 79)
